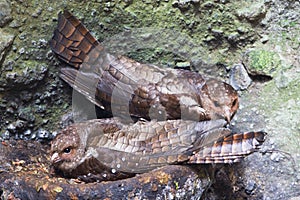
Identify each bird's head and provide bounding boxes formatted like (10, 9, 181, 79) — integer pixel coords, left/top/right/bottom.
(50, 126, 86, 173)
(201, 79, 239, 123)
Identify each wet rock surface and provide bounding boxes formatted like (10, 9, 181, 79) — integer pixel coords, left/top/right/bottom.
(235, 1, 267, 23)
(0, 30, 15, 66)
(0, 0, 12, 27)
(229, 63, 252, 90)
(0, 0, 299, 199)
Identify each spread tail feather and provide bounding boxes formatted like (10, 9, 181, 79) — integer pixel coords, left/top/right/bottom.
(188, 131, 266, 164)
(49, 10, 100, 69)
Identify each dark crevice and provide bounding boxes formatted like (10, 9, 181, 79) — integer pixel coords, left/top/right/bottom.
(249, 74, 273, 82)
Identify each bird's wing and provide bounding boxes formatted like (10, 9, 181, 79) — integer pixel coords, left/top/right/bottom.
(76, 118, 123, 148)
(50, 11, 210, 121)
(91, 120, 228, 173)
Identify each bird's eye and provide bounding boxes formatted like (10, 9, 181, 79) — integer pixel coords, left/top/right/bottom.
(232, 99, 238, 107)
(63, 148, 71, 154)
(213, 101, 220, 107)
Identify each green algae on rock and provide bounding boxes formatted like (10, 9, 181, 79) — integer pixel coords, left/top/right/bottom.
(243, 49, 281, 77)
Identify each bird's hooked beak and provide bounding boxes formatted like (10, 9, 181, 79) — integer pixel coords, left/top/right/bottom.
(51, 152, 61, 164)
(224, 108, 233, 123)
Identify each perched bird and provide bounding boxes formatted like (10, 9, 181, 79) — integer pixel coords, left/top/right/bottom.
(49, 11, 264, 183)
(50, 10, 239, 122)
(50, 118, 266, 182)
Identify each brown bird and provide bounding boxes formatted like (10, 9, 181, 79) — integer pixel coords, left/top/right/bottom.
(50, 118, 266, 182)
(49, 11, 239, 122)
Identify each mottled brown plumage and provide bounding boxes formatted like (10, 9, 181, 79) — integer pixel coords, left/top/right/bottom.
(49, 10, 239, 122)
(50, 118, 266, 182)
(49, 11, 264, 183)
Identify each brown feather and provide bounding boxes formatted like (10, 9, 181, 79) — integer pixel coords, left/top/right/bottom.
(50, 119, 266, 181)
(50, 11, 239, 122)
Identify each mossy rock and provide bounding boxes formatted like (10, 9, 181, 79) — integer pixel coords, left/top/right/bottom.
(243, 49, 281, 77)
(2, 60, 48, 90)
